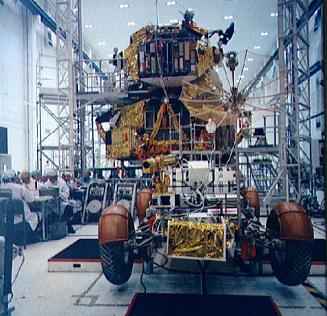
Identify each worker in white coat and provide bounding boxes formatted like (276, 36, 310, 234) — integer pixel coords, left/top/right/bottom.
(44, 169, 75, 233)
(1, 170, 41, 244)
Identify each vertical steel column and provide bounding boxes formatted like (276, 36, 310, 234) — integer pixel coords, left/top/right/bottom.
(76, 0, 86, 174)
(277, 0, 288, 200)
(55, 0, 79, 173)
(277, 0, 312, 201)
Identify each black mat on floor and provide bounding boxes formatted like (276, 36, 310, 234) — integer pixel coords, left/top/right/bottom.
(49, 238, 326, 262)
(126, 293, 281, 316)
(49, 238, 100, 260)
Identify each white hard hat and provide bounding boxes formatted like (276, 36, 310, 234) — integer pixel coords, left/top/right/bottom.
(47, 169, 58, 177)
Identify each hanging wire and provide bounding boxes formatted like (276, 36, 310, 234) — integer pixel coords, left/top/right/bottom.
(12, 251, 25, 286)
(155, 0, 159, 27)
(241, 76, 280, 96)
(181, 79, 225, 97)
(140, 261, 147, 293)
(221, 63, 232, 90)
(243, 101, 278, 113)
(179, 97, 229, 104)
(246, 92, 287, 100)
(236, 49, 248, 91)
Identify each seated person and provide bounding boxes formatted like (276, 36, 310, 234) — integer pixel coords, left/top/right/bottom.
(21, 170, 38, 194)
(31, 170, 44, 191)
(44, 169, 75, 233)
(80, 169, 93, 186)
(62, 171, 83, 223)
(1, 170, 41, 245)
(62, 171, 75, 195)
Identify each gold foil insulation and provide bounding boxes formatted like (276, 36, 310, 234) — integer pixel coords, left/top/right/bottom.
(180, 70, 235, 125)
(110, 127, 134, 158)
(196, 46, 215, 77)
(118, 100, 145, 129)
(167, 220, 226, 260)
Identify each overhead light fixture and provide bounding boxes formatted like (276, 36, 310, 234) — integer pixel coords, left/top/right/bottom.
(98, 41, 106, 46)
(85, 24, 93, 29)
(254, 45, 261, 50)
(169, 19, 178, 23)
(128, 21, 135, 26)
(167, 1, 177, 5)
(224, 15, 234, 20)
(271, 12, 278, 17)
(260, 32, 269, 36)
(243, 67, 249, 71)
(247, 58, 254, 62)
(119, 4, 129, 8)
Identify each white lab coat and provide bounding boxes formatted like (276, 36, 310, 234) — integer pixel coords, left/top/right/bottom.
(44, 178, 70, 215)
(44, 178, 69, 201)
(1, 182, 40, 231)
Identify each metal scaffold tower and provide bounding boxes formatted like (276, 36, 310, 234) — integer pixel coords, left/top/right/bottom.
(55, 0, 79, 173)
(36, 0, 82, 174)
(269, 0, 312, 203)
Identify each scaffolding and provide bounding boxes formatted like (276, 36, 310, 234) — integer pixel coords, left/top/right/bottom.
(55, 0, 79, 173)
(238, 0, 313, 207)
(273, 0, 312, 202)
(36, 1, 81, 174)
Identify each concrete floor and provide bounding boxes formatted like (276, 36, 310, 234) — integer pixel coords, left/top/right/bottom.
(10, 224, 326, 316)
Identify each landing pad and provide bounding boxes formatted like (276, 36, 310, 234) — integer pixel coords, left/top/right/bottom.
(48, 238, 326, 274)
(126, 293, 281, 316)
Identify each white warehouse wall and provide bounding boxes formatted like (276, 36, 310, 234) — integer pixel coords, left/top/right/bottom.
(0, 0, 57, 172)
(0, 0, 29, 171)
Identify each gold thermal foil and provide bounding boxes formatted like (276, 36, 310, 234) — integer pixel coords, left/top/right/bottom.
(167, 220, 226, 260)
(180, 70, 236, 125)
(196, 46, 215, 77)
(110, 127, 133, 158)
(118, 100, 145, 129)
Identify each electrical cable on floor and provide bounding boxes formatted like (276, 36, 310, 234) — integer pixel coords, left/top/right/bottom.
(153, 248, 206, 275)
(154, 249, 168, 267)
(12, 249, 25, 286)
(140, 260, 147, 294)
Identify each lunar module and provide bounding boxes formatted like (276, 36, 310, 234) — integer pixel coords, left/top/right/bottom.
(96, 10, 314, 287)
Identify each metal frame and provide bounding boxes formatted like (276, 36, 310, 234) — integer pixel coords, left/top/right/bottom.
(55, 0, 78, 173)
(276, 0, 312, 202)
